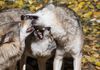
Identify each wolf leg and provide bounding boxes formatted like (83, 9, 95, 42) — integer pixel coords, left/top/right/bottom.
(38, 58, 47, 70)
(72, 52, 82, 70)
(53, 49, 65, 70)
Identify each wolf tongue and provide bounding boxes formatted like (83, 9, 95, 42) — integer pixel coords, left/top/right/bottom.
(37, 31, 43, 39)
(26, 27, 34, 33)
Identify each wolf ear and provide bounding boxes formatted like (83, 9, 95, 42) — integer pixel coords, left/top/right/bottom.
(2, 31, 14, 44)
(21, 15, 25, 20)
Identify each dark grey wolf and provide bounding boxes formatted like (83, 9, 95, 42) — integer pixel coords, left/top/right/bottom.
(24, 3, 84, 70)
(19, 20, 56, 70)
(0, 9, 34, 70)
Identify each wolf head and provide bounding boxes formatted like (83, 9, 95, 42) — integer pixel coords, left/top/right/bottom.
(33, 26, 51, 39)
(19, 14, 39, 37)
(20, 14, 51, 40)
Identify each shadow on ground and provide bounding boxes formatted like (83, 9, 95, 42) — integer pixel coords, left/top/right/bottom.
(26, 56, 73, 70)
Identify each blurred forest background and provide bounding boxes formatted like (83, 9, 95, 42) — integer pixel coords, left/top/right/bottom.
(0, 0, 99, 70)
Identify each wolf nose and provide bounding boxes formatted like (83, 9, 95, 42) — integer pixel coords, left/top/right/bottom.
(21, 15, 24, 20)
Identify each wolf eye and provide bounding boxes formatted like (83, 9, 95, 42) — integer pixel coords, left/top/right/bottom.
(42, 28, 45, 30)
(25, 15, 38, 20)
(29, 16, 33, 19)
(31, 15, 38, 20)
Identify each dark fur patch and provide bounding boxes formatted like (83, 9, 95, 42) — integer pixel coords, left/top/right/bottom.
(21, 15, 25, 20)
(0, 31, 14, 45)
(21, 15, 38, 20)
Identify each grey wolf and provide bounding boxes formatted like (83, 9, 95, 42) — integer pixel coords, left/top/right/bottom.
(0, 9, 33, 70)
(19, 16, 56, 70)
(25, 4, 84, 70)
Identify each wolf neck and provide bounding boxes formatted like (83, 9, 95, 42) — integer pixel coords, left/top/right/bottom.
(19, 28, 28, 51)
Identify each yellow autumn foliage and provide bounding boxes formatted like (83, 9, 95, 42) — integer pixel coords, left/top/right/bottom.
(95, 62, 100, 67)
(0, 0, 99, 70)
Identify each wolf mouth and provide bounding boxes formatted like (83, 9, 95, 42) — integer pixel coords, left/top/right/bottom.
(27, 25, 51, 40)
(26, 26, 44, 39)
(26, 26, 35, 33)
